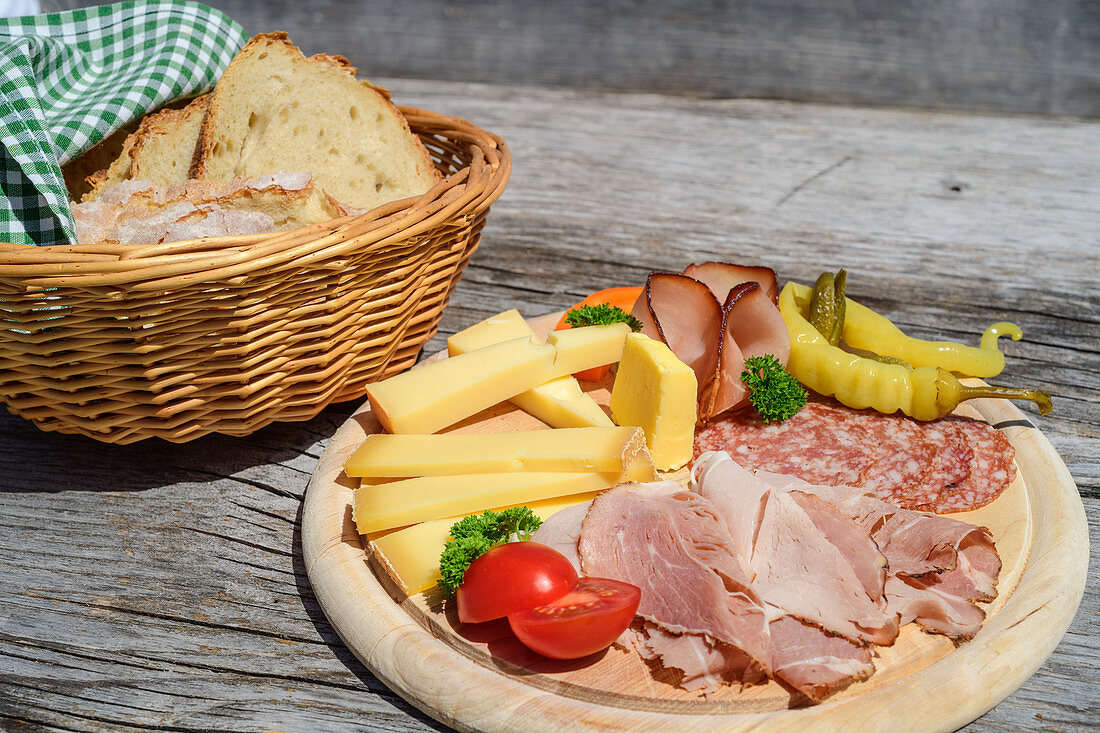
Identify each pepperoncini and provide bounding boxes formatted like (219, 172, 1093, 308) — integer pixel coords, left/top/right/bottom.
(791, 281, 1019, 378)
(779, 283, 1052, 420)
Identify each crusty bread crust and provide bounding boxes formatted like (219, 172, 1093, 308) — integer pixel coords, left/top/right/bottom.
(192, 32, 441, 210)
(128, 95, 209, 183)
(74, 173, 345, 246)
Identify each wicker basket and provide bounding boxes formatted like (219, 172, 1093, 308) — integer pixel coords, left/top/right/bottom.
(0, 107, 511, 444)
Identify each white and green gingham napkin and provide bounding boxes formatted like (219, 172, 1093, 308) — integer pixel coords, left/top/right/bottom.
(0, 0, 247, 247)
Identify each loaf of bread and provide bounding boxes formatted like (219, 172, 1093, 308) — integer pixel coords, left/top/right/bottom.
(192, 32, 441, 211)
(68, 32, 442, 244)
(73, 172, 344, 246)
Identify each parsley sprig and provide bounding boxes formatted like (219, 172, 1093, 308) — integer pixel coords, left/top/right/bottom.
(564, 303, 642, 331)
(740, 355, 807, 423)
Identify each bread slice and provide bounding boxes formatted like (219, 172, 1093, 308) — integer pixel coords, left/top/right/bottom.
(81, 96, 209, 202)
(128, 95, 209, 185)
(192, 32, 441, 211)
(62, 117, 139, 202)
(73, 172, 345, 246)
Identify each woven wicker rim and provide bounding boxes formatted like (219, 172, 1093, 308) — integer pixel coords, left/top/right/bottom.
(0, 106, 511, 290)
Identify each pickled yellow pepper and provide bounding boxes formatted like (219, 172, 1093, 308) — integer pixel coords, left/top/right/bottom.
(779, 283, 1052, 420)
(788, 282, 1019, 377)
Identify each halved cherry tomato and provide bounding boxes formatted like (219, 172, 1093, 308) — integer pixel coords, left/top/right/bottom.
(507, 577, 641, 659)
(456, 542, 578, 624)
(554, 286, 644, 381)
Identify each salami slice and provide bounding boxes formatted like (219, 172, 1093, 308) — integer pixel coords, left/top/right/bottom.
(694, 402, 886, 486)
(916, 417, 1015, 513)
(857, 413, 939, 500)
(693, 402, 1017, 515)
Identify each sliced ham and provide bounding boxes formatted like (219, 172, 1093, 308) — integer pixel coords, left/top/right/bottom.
(885, 575, 988, 641)
(692, 452, 896, 647)
(697, 452, 1002, 643)
(530, 500, 591, 575)
(682, 262, 780, 304)
(708, 280, 793, 418)
(632, 264, 791, 422)
(769, 615, 874, 702)
(630, 624, 768, 692)
(578, 482, 771, 685)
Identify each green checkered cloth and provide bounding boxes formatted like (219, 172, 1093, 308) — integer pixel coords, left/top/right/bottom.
(0, 0, 247, 247)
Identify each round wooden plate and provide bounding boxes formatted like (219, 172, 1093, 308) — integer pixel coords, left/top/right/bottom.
(303, 314, 1089, 732)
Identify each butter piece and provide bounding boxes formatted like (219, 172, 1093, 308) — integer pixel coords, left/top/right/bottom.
(367, 493, 599, 596)
(367, 324, 629, 434)
(609, 332, 698, 471)
(345, 426, 650, 477)
(448, 309, 613, 428)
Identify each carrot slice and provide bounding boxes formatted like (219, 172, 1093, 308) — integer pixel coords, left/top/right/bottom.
(555, 286, 643, 381)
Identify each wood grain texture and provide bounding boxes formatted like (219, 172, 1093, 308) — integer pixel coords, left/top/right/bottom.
(123, 0, 1100, 118)
(302, 325, 1084, 731)
(1, 82, 1097, 730)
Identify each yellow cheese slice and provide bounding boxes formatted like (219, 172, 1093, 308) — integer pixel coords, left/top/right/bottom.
(610, 332, 698, 471)
(366, 324, 629, 434)
(447, 308, 533, 353)
(546, 321, 630, 376)
(511, 377, 612, 429)
(354, 461, 652, 533)
(365, 336, 557, 434)
(447, 309, 613, 429)
(366, 493, 598, 596)
(344, 426, 650, 477)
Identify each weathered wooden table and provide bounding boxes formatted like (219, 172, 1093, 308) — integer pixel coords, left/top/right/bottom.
(1, 80, 1096, 731)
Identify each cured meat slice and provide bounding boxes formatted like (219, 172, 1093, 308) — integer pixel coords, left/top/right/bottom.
(578, 483, 770, 683)
(707, 282, 792, 418)
(905, 419, 973, 503)
(901, 416, 1016, 513)
(682, 262, 780, 304)
(885, 575, 988, 641)
(530, 500, 591, 575)
(692, 452, 896, 646)
(695, 399, 1017, 514)
(769, 615, 874, 702)
(694, 453, 1001, 643)
(856, 413, 938, 498)
(631, 272, 722, 400)
(629, 624, 768, 692)
(694, 401, 887, 486)
(817, 486, 1001, 588)
(749, 490, 897, 645)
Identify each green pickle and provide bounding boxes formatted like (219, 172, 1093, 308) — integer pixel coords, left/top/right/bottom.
(808, 271, 838, 342)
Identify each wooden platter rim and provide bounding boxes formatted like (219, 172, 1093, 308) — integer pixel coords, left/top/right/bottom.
(302, 313, 1089, 732)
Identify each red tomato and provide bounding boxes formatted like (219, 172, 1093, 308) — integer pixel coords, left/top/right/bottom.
(507, 577, 641, 659)
(456, 542, 578, 624)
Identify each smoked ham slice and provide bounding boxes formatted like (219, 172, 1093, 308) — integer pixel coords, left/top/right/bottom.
(632, 265, 790, 421)
(683, 262, 780, 304)
(632, 273, 722, 401)
(708, 282, 793, 418)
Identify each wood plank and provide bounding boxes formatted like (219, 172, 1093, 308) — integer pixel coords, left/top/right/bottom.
(1, 83, 1096, 730)
(209, 0, 1100, 117)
